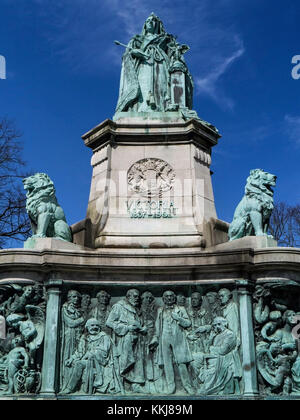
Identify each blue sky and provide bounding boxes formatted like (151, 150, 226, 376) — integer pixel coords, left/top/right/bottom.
(0, 0, 299, 237)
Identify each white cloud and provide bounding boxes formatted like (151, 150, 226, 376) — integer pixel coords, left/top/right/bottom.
(195, 37, 245, 110)
(285, 115, 300, 144)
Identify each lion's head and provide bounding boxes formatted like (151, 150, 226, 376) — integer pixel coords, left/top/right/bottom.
(23, 173, 57, 219)
(23, 173, 55, 197)
(245, 169, 277, 198)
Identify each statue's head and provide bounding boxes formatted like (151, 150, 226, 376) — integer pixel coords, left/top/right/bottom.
(177, 293, 186, 306)
(85, 318, 101, 335)
(212, 317, 228, 333)
(81, 294, 91, 307)
(67, 290, 81, 307)
(126, 289, 140, 308)
(191, 292, 202, 308)
(23, 173, 55, 196)
(283, 310, 297, 327)
(141, 291, 154, 305)
(254, 285, 271, 300)
(245, 169, 277, 197)
(218, 288, 232, 306)
(142, 13, 165, 36)
(23, 285, 34, 298)
(96, 290, 111, 306)
(206, 292, 218, 305)
(162, 290, 176, 306)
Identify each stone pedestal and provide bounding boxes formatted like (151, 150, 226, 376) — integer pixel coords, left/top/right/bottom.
(80, 117, 220, 249)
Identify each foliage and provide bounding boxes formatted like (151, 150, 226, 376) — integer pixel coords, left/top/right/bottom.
(269, 202, 300, 247)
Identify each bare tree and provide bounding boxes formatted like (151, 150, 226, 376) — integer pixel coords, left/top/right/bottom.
(269, 202, 300, 247)
(0, 118, 31, 248)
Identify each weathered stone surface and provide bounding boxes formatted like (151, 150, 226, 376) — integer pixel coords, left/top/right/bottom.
(211, 236, 278, 251)
(24, 238, 84, 252)
(82, 119, 220, 249)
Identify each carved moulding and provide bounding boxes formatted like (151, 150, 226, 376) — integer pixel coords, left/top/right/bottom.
(194, 148, 211, 166)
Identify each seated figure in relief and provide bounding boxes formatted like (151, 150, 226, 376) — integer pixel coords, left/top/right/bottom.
(62, 319, 118, 395)
(198, 317, 239, 395)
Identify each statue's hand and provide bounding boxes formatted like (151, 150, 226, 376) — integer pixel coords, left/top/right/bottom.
(171, 312, 181, 321)
(187, 333, 197, 341)
(131, 49, 149, 60)
(194, 326, 208, 334)
(128, 323, 141, 332)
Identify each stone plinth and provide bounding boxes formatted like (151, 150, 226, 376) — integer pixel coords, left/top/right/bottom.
(24, 237, 84, 251)
(81, 118, 221, 249)
(210, 235, 278, 251)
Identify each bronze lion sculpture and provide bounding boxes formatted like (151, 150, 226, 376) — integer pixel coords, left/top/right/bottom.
(228, 169, 277, 241)
(23, 173, 72, 242)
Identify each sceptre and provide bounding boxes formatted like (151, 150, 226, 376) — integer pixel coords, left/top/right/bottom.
(114, 40, 150, 60)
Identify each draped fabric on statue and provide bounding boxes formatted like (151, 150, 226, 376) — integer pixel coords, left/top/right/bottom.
(116, 49, 141, 113)
(116, 34, 171, 113)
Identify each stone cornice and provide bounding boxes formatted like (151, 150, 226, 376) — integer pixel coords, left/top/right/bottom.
(0, 247, 299, 274)
(82, 118, 221, 151)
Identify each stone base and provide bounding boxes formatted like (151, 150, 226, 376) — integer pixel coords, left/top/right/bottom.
(24, 237, 84, 251)
(113, 111, 186, 124)
(208, 235, 277, 251)
(94, 233, 205, 249)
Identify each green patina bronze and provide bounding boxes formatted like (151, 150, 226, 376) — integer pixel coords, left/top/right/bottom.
(253, 284, 300, 395)
(115, 13, 193, 113)
(228, 169, 277, 241)
(23, 173, 72, 247)
(114, 13, 217, 131)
